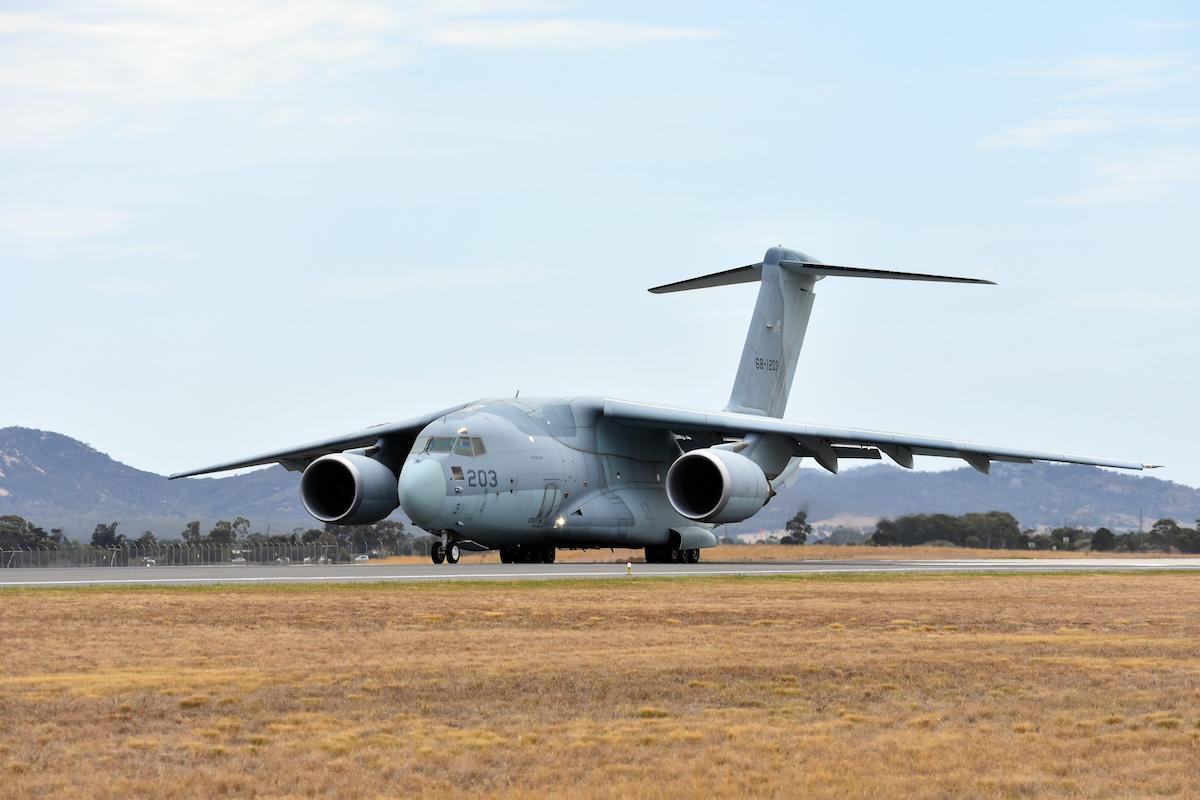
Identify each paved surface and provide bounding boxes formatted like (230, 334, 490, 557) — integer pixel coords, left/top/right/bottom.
(1, 558, 1198, 587)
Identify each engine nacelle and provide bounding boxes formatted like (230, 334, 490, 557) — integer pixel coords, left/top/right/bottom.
(300, 453, 399, 525)
(665, 448, 771, 524)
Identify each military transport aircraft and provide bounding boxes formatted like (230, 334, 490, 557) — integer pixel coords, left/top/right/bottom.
(171, 247, 1156, 565)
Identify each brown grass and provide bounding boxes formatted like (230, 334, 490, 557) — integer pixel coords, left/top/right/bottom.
(375, 543, 1194, 565)
(2, 573, 1200, 798)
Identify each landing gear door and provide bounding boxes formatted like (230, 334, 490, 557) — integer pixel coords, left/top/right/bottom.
(532, 483, 561, 526)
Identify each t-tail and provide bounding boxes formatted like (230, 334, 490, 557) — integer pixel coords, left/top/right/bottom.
(649, 246, 994, 418)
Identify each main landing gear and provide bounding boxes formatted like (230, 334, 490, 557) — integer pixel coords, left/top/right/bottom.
(645, 545, 700, 564)
(430, 542, 461, 565)
(499, 545, 556, 564)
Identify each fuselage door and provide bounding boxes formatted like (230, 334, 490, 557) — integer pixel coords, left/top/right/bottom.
(533, 483, 561, 526)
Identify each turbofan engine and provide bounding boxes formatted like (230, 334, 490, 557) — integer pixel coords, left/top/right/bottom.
(299, 453, 399, 525)
(665, 448, 771, 524)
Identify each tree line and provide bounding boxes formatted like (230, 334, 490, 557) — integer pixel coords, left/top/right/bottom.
(869, 512, 1200, 553)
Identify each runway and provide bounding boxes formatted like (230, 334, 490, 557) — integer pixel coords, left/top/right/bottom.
(1, 557, 1198, 587)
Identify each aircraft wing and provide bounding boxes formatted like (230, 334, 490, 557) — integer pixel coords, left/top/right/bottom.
(602, 399, 1156, 474)
(168, 403, 469, 479)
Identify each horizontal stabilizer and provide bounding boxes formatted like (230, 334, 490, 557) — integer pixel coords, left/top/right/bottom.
(648, 259, 992, 294)
(779, 261, 994, 285)
(648, 264, 761, 294)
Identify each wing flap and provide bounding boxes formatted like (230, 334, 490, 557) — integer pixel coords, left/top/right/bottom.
(602, 398, 1152, 472)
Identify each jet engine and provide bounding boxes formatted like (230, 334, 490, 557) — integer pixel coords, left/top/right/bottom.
(665, 448, 771, 524)
(299, 453, 399, 525)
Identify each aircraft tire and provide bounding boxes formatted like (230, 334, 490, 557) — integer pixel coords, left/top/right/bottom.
(500, 547, 514, 564)
(430, 542, 445, 565)
(446, 544, 460, 564)
(668, 546, 683, 563)
(542, 546, 556, 564)
(684, 549, 700, 563)
(644, 546, 659, 563)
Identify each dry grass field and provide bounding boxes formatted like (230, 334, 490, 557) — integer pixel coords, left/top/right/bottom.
(3, 572, 1199, 798)
(377, 543, 1189, 565)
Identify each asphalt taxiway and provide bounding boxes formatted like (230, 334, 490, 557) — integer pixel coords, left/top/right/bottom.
(1, 558, 1198, 587)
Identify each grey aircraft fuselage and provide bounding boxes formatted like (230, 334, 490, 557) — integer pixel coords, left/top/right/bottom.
(397, 396, 698, 550)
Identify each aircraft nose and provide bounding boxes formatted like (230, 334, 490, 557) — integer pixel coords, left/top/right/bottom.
(398, 459, 447, 526)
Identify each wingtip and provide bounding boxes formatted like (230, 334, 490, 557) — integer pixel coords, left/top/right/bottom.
(1143, 464, 1165, 470)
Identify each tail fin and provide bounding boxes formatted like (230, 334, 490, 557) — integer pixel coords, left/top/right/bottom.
(650, 247, 992, 418)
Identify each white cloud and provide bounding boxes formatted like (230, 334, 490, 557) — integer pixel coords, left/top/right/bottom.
(422, 19, 719, 49)
(0, 2, 718, 150)
(980, 116, 1112, 149)
(0, 204, 130, 241)
(1020, 56, 1199, 98)
(1065, 148, 1200, 204)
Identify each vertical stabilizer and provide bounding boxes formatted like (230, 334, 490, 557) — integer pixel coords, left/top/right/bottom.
(725, 247, 817, 418)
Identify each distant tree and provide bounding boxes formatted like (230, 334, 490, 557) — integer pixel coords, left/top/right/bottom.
(90, 521, 124, 548)
(961, 512, 1021, 549)
(1090, 527, 1116, 552)
(300, 528, 325, 544)
(135, 530, 158, 547)
(182, 521, 201, 542)
(231, 516, 251, 540)
(1049, 527, 1086, 551)
(208, 520, 235, 544)
(826, 526, 869, 546)
(0, 515, 51, 550)
(781, 509, 811, 545)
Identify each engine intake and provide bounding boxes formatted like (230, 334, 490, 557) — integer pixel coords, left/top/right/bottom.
(300, 453, 399, 525)
(665, 448, 770, 524)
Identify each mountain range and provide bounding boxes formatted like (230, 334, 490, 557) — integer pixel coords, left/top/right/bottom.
(1, 426, 1197, 539)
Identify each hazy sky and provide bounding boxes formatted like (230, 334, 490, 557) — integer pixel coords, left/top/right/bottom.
(3, 1, 1198, 485)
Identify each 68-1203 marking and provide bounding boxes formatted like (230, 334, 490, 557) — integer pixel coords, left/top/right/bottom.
(754, 357, 780, 372)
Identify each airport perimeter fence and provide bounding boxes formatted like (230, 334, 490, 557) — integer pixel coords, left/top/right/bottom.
(0, 541, 430, 569)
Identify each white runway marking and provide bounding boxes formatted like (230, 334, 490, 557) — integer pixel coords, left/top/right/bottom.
(2, 559, 1198, 587)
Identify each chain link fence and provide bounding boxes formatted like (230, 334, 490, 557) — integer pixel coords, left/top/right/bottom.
(0, 540, 431, 568)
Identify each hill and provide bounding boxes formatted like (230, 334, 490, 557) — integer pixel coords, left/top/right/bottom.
(1, 426, 1196, 539)
(0, 427, 310, 538)
(739, 462, 1200, 534)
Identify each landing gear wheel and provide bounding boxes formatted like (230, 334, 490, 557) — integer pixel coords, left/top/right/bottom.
(669, 546, 683, 563)
(500, 547, 514, 564)
(430, 542, 445, 564)
(684, 549, 700, 564)
(644, 546, 659, 564)
(446, 543, 460, 564)
(542, 546, 556, 564)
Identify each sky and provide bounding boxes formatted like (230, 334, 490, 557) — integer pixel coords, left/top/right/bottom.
(2, 1, 1198, 485)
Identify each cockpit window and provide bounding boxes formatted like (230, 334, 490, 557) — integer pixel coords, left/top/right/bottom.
(410, 437, 430, 454)
(427, 437, 454, 454)
(422, 435, 485, 456)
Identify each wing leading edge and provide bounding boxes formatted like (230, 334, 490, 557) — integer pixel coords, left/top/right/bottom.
(168, 403, 469, 479)
(602, 398, 1156, 474)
